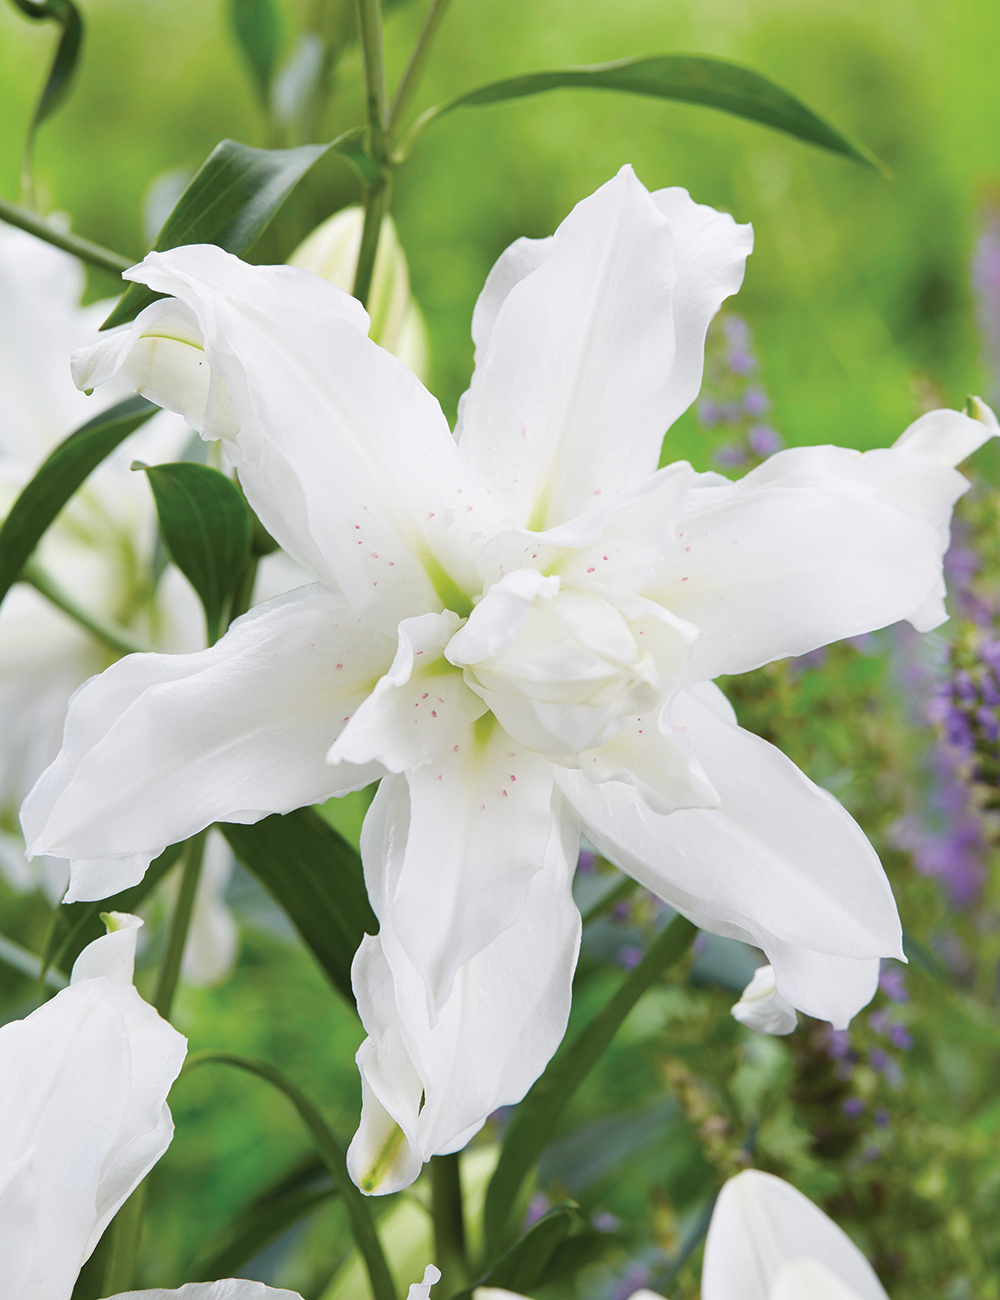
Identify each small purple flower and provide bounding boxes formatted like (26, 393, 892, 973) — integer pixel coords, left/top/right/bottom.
(697, 397, 719, 428)
(981, 640, 1000, 673)
(743, 387, 770, 417)
(826, 1029, 853, 1061)
(879, 964, 909, 1003)
(719, 401, 742, 426)
(954, 669, 978, 704)
(712, 444, 747, 468)
(612, 901, 632, 922)
(612, 1263, 651, 1300)
(981, 671, 1000, 707)
(576, 849, 596, 875)
(868, 1009, 888, 1035)
(887, 1023, 913, 1051)
(944, 706, 975, 753)
(616, 945, 644, 970)
(748, 425, 784, 457)
(592, 1211, 621, 1233)
(523, 1192, 551, 1229)
(875, 1108, 891, 1128)
(842, 1096, 865, 1117)
(976, 705, 1000, 742)
(727, 348, 755, 376)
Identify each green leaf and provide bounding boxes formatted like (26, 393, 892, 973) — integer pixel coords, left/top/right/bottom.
(454, 1202, 581, 1300)
(398, 54, 887, 173)
(483, 914, 697, 1257)
(9, 0, 84, 134)
(102, 132, 372, 330)
(40, 841, 184, 980)
(220, 806, 377, 1011)
(189, 1154, 335, 1281)
(138, 462, 253, 645)
(185, 1051, 397, 1300)
(230, 0, 283, 105)
(0, 394, 157, 613)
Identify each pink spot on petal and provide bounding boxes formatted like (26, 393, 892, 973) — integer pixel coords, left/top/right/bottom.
(335, 663, 343, 669)
(454, 745, 459, 752)
(587, 566, 596, 573)
(422, 693, 429, 699)
(502, 789, 508, 797)
(510, 774, 516, 781)
(431, 710, 437, 717)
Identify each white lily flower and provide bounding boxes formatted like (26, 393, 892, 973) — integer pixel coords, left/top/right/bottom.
(21, 166, 997, 1193)
(0, 912, 187, 1300)
(731, 965, 797, 1036)
(288, 205, 429, 379)
(701, 1169, 888, 1300)
(108, 1267, 439, 1300)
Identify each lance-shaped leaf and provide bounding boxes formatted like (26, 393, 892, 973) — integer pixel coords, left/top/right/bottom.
(0, 394, 157, 611)
(41, 841, 183, 979)
(483, 914, 697, 1257)
(9, 0, 83, 141)
(221, 806, 377, 1011)
(138, 461, 253, 645)
(397, 54, 886, 172)
(454, 1202, 581, 1300)
(102, 133, 371, 329)
(230, 0, 284, 106)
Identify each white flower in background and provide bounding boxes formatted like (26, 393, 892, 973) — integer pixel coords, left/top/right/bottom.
(0, 911, 186, 1300)
(701, 1168, 888, 1300)
(288, 205, 429, 380)
(107, 1263, 438, 1300)
(21, 166, 997, 1194)
(731, 964, 797, 1036)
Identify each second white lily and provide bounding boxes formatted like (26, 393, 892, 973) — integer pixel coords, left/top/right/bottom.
(21, 166, 996, 1192)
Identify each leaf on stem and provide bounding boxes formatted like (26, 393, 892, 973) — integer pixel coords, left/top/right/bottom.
(40, 841, 184, 980)
(220, 806, 377, 1011)
(453, 1201, 581, 1300)
(0, 394, 158, 613)
(102, 132, 372, 329)
(397, 54, 887, 173)
(230, 0, 284, 106)
(184, 1051, 398, 1300)
(482, 914, 697, 1257)
(136, 462, 253, 645)
(9, 0, 84, 142)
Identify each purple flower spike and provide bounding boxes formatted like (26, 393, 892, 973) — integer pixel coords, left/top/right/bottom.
(980, 671, 1000, 707)
(842, 1096, 866, 1117)
(879, 963, 909, 1003)
(748, 425, 784, 457)
(977, 706, 1000, 742)
(980, 640, 1000, 673)
(744, 387, 770, 416)
(954, 669, 978, 704)
(888, 1023, 913, 1051)
(944, 707, 975, 753)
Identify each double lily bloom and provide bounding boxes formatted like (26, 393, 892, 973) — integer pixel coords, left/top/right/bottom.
(21, 167, 995, 1193)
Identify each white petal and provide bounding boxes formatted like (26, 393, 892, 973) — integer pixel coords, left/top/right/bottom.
(0, 921, 185, 1296)
(22, 585, 391, 902)
(730, 965, 797, 1036)
(458, 167, 748, 529)
(359, 731, 557, 1011)
(651, 443, 969, 682)
(349, 800, 580, 1193)
(557, 685, 901, 1028)
(892, 401, 997, 467)
(107, 1283, 304, 1299)
(406, 1265, 442, 1300)
(771, 1259, 868, 1300)
(90, 245, 492, 633)
(702, 1170, 888, 1300)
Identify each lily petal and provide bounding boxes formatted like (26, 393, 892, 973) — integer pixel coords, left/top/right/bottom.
(349, 795, 580, 1193)
(458, 167, 749, 530)
(651, 440, 973, 683)
(702, 1169, 888, 1300)
(771, 1259, 869, 1300)
(557, 684, 901, 1027)
(106, 1284, 305, 1298)
(730, 964, 798, 1036)
(22, 585, 391, 902)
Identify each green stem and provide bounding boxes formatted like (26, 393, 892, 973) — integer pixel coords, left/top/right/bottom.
(388, 0, 452, 134)
(100, 1182, 147, 1295)
(185, 1051, 399, 1300)
(21, 561, 150, 657)
(0, 193, 132, 274)
(354, 0, 388, 163)
(352, 176, 391, 307)
(431, 1152, 468, 1298)
(153, 830, 207, 1020)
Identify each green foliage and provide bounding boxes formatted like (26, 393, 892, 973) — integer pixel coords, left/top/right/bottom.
(459, 1201, 582, 1300)
(138, 461, 253, 645)
(229, 0, 284, 107)
(8, 0, 83, 140)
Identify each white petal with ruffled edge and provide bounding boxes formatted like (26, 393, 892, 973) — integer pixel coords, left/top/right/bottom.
(22, 585, 391, 902)
(348, 794, 580, 1193)
(731, 965, 798, 1036)
(701, 1169, 888, 1300)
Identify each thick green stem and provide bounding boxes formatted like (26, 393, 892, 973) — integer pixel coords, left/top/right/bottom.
(352, 177, 391, 307)
(354, 0, 388, 162)
(431, 1152, 468, 1298)
(100, 1182, 147, 1295)
(0, 193, 132, 274)
(21, 561, 150, 657)
(153, 830, 207, 1020)
(388, 0, 452, 134)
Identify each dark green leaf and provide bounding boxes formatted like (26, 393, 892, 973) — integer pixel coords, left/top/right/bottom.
(41, 842, 184, 979)
(102, 133, 372, 329)
(221, 806, 377, 1011)
(399, 54, 886, 173)
(185, 1051, 397, 1300)
(534, 1228, 621, 1287)
(483, 914, 697, 1257)
(0, 395, 157, 612)
(9, 0, 84, 133)
(138, 461, 253, 644)
(454, 1202, 580, 1300)
(230, 0, 284, 106)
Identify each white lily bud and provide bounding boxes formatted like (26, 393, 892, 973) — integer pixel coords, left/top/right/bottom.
(731, 963, 798, 1036)
(0, 913, 186, 1300)
(288, 206, 429, 379)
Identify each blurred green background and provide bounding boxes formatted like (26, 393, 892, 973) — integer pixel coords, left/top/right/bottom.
(3, 2, 1000, 1298)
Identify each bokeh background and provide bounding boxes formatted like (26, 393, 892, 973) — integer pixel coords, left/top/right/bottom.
(2, 1, 1000, 1298)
